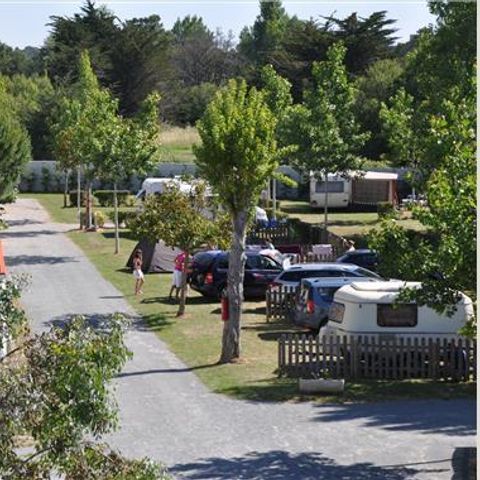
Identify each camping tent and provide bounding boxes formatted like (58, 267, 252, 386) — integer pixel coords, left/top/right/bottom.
(126, 239, 181, 273)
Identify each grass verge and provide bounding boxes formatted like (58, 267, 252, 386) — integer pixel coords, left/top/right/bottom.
(29, 194, 475, 403)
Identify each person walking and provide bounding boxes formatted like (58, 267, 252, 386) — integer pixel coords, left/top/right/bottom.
(132, 249, 145, 295)
(169, 251, 186, 302)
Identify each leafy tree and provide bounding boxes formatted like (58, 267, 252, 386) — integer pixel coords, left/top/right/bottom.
(323, 11, 398, 75)
(0, 74, 56, 159)
(284, 43, 369, 232)
(380, 88, 423, 194)
(354, 58, 404, 159)
(0, 42, 43, 76)
(371, 1, 476, 335)
(44, 0, 118, 85)
(239, 0, 292, 68)
(96, 93, 161, 253)
(0, 87, 32, 203)
(0, 277, 170, 478)
(194, 79, 281, 363)
(50, 50, 118, 229)
(109, 15, 172, 115)
(130, 183, 229, 316)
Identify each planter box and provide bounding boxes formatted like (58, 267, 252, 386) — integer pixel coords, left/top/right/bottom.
(298, 378, 345, 394)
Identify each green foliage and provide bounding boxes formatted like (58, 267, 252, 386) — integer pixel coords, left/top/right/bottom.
(93, 210, 106, 228)
(322, 11, 398, 74)
(107, 209, 137, 228)
(195, 79, 280, 215)
(380, 88, 423, 172)
(354, 58, 404, 159)
(0, 313, 170, 479)
(0, 276, 29, 352)
(0, 87, 32, 202)
(68, 190, 85, 207)
(285, 42, 369, 177)
(377, 201, 397, 219)
(94, 190, 131, 207)
(41, 166, 51, 192)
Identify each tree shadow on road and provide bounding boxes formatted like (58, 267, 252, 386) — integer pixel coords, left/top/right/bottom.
(5, 254, 79, 266)
(170, 450, 426, 479)
(311, 397, 476, 436)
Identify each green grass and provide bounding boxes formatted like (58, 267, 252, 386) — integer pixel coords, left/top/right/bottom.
(280, 200, 426, 236)
(20, 193, 136, 225)
(26, 194, 474, 403)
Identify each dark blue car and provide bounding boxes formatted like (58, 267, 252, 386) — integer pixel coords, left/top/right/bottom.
(294, 277, 380, 332)
(336, 249, 379, 272)
(189, 249, 284, 299)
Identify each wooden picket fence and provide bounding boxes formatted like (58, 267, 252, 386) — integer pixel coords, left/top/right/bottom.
(248, 224, 290, 244)
(290, 252, 336, 263)
(278, 334, 477, 382)
(266, 286, 299, 322)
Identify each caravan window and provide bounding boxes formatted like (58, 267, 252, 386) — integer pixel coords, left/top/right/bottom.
(377, 304, 418, 327)
(315, 181, 344, 193)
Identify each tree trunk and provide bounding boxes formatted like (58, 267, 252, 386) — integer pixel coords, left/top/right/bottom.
(77, 168, 82, 230)
(220, 211, 248, 363)
(85, 179, 93, 230)
(176, 252, 190, 317)
(272, 178, 277, 220)
(63, 170, 69, 208)
(113, 181, 120, 254)
(323, 171, 329, 239)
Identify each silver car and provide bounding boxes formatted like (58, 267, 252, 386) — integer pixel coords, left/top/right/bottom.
(272, 262, 382, 289)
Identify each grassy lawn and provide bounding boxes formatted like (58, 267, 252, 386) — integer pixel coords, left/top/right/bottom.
(280, 200, 426, 237)
(20, 193, 136, 225)
(158, 125, 198, 164)
(25, 194, 474, 403)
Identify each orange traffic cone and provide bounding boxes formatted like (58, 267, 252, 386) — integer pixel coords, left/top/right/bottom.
(0, 240, 7, 275)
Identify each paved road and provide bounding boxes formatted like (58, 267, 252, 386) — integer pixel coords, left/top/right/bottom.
(2, 199, 476, 480)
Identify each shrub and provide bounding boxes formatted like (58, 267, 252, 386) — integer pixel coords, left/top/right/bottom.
(94, 190, 131, 207)
(41, 167, 51, 192)
(107, 210, 137, 228)
(264, 207, 288, 221)
(377, 201, 398, 219)
(69, 190, 85, 207)
(94, 211, 106, 228)
(125, 194, 137, 207)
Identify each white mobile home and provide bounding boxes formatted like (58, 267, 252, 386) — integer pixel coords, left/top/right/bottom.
(310, 171, 398, 208)
(320, 281, 473, 340)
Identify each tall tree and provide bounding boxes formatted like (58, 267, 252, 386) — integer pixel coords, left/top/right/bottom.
(44, 0, 118, 85)
(96, 92, 161, 253)
(284, 42, 369, 232)
(0, 86, 32, 202)
(323, 11, 398, 75)
(130, 183, 229, 316)
(239, 0, 291, 68)
(354, 58, 404, 160)
(380, 88, 423, 194)
(194, 79, 281, 363)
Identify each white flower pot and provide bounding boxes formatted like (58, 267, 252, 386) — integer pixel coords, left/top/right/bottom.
(298, 378, 345, 394)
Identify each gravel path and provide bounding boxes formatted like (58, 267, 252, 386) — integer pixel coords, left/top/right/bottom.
(1, 198, 476, 480)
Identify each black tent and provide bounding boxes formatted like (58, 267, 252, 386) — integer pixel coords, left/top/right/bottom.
(126, 239, 181, 273)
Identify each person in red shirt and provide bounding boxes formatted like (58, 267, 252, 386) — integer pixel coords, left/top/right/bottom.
(169, 251, 186, 301)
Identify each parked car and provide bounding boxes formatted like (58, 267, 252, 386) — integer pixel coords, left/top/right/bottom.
(321, 281, 474, 340)
(272, 262, 382, 289)
(294, 276, 381, 332)
(189, 249, 284, 298)
(336, 249, 379, 271)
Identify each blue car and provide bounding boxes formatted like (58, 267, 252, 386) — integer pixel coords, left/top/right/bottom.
(294, 276, 380, 332)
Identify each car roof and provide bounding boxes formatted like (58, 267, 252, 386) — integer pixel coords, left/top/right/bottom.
(301, 277, 380, 288)
(344, 249, 375, 255)
(284, 263, 360, 271)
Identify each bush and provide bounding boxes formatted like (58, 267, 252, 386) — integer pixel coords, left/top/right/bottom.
(94, 190, 131, 207)
(264, 207, 288, 221)
(69, 190, 85, 207)
(377, 201, 398, 219)
(94, 211, 106, 228)
(125, 195, 137, 207)
(107, 210, 137, 228)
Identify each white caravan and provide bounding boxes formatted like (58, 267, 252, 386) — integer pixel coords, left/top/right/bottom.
(320, 281, 473, 340)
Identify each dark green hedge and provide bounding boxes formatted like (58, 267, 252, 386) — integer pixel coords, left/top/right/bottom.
(94, 190, 131, 207)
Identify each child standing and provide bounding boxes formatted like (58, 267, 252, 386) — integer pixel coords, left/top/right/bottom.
(132, 249, 144, 295)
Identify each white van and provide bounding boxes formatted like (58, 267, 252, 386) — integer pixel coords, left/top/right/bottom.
(136, 177, 196, 199)
(320, 281, 473, 340)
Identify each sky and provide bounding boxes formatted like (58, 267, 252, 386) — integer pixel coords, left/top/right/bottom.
(0, 1, 437, 49)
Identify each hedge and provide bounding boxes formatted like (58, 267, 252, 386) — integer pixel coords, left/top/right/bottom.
(94, 190, 131, 207)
